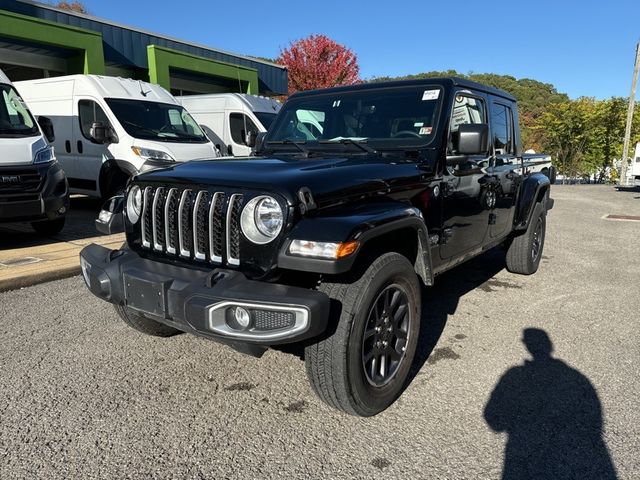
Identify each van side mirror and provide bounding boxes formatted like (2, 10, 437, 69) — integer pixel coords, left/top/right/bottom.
(38, 116, 55, 143)
(456, 123, 490, 155)
(253, 132, 266, 155)
(245, 130, 257, 148)
(90, 122, 118, 144)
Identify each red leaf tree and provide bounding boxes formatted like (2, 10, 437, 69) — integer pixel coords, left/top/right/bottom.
(277, 34, 360, 95)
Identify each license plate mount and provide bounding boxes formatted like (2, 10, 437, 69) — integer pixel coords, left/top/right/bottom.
(123, 272, 170, 317)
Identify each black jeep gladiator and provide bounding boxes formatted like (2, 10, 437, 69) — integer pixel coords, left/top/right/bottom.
(80, 78, 553, 416)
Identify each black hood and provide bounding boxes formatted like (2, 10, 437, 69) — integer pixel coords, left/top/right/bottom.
(136, 154, 431, 210)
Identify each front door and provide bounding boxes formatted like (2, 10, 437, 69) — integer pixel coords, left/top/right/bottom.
(440, 92, 492, 260)
(73, 98, 113, 193)
(227, 112, 258, 156)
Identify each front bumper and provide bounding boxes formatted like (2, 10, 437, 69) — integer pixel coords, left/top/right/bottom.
(0, 161, 69, 223)
(79, 244, 330, 349)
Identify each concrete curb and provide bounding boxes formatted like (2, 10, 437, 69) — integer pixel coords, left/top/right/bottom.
(0, 233, 124, 293)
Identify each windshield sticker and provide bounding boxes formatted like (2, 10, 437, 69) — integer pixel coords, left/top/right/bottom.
(419, 126, 433, 135)
(422, 89, 440, 101)
(414, 122, 424, 127)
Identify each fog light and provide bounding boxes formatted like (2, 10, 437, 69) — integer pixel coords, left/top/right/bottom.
(80, 256, 91, 287)
(226, 306, 252, 330)
(235, 307, 251, 328)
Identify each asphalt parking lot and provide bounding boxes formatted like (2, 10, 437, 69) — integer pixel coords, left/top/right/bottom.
(0, 185, 638, 479)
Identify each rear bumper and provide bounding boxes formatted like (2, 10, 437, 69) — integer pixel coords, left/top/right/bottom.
(0, 161, 69, 223)
(79, 244, 330, 349)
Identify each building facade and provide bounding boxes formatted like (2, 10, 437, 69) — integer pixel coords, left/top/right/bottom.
(0, 0, 287, 96)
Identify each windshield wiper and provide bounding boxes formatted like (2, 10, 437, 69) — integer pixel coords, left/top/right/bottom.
(265, 139, 310, 155)
(319, 138, 378, 155)
(121, 119, 159, 135)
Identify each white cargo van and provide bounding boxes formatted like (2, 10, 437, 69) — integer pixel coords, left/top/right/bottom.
(16, 75, 218, 199)
(632, 142, 640, 187)
(0, 69, 69, 235)
(178, 93, 280, 156)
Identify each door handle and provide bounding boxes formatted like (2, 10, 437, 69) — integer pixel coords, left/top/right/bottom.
(65, 140, 71, 153)
(77, 140, 83, 154)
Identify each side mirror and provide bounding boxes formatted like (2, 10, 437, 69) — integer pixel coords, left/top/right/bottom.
(95, 195, 124, 235)
(456, 123, 490, 155)
(38, 116, 55, 143)
(245, 130, 257, 148)
(253, 132, 266, 155)
(90, 122, 118, 144)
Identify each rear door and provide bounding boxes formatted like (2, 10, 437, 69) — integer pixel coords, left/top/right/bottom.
(487, 99, 522, 238)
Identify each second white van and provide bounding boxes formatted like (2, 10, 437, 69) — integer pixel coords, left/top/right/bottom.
(16, 75, 218, 199)
(178, 93, 280, 157)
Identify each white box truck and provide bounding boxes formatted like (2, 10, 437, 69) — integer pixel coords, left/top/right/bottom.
(178, 93, 280, 157)
(0, 68, 69, 235)
(16, 75, 218, 199)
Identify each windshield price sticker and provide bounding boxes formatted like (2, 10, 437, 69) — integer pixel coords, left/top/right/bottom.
(422, 89, 440, 101)
(419, 126, 432, 135)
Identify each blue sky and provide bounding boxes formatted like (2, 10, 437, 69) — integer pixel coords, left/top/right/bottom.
(78, 0, 639, 99)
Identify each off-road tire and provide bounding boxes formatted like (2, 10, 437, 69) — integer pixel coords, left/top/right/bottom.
(305, 252, 421, 416)
(505, 201, 546, 275)
(31, 217, 65, 236)
(114, 304, 182, 337)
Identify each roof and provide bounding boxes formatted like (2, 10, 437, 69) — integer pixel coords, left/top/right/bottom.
(290, 77, 517, 102)
(179, 93, 281, 113)
(0, 0, 288, 95)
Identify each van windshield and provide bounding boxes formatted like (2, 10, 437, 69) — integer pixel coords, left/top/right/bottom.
(254, 112, 277, 130)
(265, 85, 442, 151)
(0, 84, 39, 138)
(105, 98, 208, 143)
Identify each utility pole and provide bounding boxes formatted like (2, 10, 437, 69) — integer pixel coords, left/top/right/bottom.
(621, 42, 640, 186)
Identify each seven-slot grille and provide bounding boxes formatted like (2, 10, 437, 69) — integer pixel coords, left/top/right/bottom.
(139, 186, 244, 266)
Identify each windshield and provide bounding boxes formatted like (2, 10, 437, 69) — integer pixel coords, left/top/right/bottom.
(266, 85, 442, 151)
(254, 112, 277, 130)
(0, 84, 39, 138)
(105, 98, 208, 143)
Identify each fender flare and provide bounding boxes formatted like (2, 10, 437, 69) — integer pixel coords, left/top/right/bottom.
(514, 172, 551, 231)
(277, 201, 434, 285)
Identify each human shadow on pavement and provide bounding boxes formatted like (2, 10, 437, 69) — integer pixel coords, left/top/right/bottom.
(483, 328, 617, 480)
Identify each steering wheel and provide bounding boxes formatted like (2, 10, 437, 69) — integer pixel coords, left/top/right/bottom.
(392, 130, 422, 138)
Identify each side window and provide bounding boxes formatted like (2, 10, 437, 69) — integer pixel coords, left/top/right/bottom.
(491, 103, 514, 155)
(229, 113, 258, 145)
(448, 93, 486, 154)
(78, 100, 111, 140)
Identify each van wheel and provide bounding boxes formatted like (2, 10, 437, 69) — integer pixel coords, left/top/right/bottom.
(101, 168, 130, 200)
(505, 201, 546, 275)
(114, 305, 182, 337)
(305, 252, 421, 416)
(31, 217, 65, 236)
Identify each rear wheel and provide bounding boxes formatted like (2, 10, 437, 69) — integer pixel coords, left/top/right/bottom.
(114, 304, 182, 337)
(31, 217, 65, 236)
(505, 201, 546, 275)
(305, 252, 421, 416)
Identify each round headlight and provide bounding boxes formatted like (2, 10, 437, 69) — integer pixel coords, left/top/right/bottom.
(240, 195, 283, 244)
(126, 185, 143, 224)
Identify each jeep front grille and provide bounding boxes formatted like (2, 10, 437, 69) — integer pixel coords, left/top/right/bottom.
(139, 186, 244, 266)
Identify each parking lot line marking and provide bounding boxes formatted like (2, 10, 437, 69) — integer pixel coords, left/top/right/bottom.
(603, 214, 640, 222)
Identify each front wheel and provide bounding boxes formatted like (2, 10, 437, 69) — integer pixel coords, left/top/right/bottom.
(31, 217, 65, 236)
(305, 252, 421, 416)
